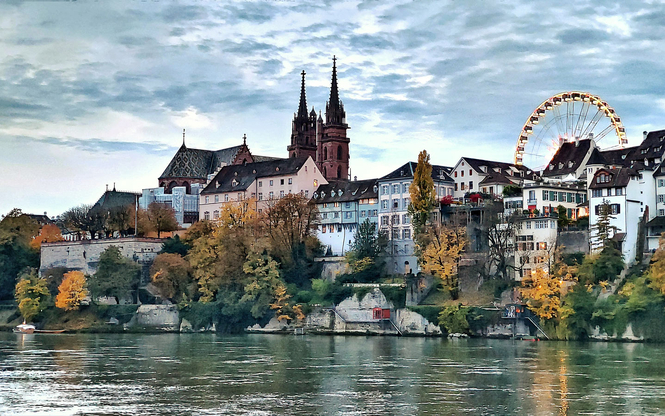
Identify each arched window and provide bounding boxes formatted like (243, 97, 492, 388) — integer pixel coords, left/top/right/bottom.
(337, 165, 341, 179)
(337, 145, 342, 160)
(182, 181, 190, 194)
(324, 147, 328, 160)
(167, 181, 177, 194)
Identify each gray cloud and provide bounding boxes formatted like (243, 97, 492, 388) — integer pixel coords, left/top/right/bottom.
(557, 28, 610, 45)
(15, 135, 176, 156)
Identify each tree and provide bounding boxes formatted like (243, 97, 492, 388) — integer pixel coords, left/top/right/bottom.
(557, 205, 570, 229)
(408, 150, 436, 234)
(591, 200, 618, 250)
(160, 235, 191, 256)
(147, 203, 178, 238)
(648, 236, 665, 295)
(150, 253, 194, 301)
(241, 252, 284, 318)
(264, 193, 319, 266)
(61, 204, 105, 239)
(484, 203, 519, 281)
(420, 225, 466, 298)
(345, 219, 388, 280)
(519, 269, 561, 320)
(30, 224, 64, 250)
(14, 269, 50, 322)
(0, 209, 40, 300)
(88, 246, 141, 303)
(106, 205, 133, 237)
(55, 271, 88, 311)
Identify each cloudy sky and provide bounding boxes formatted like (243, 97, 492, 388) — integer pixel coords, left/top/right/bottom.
(2, 0, 665, 217)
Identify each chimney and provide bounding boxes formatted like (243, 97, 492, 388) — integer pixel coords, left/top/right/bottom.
(354, 176, 357, 181)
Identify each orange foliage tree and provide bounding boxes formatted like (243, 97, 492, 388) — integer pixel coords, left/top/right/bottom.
(30, 224, 64, 250)
(55, 271, 88, 311)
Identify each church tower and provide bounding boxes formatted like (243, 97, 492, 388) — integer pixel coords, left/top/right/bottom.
(317, 56, 350, 181)
(287, 70, 318, 160)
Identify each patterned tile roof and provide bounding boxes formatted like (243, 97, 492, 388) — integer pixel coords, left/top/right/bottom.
(159, 144, 244, 180)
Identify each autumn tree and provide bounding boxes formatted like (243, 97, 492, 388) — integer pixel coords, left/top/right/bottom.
(0, 209, 40, 300)
(241, 252, 284, 318)
(55, 271, 88, 311)
(147, 202, 179, 238)
(187, 201, 265, 302)
(30, 223, 64, 250)
(648, 236, 665, 295)
(14, 269, 50, 322)
(150, 253, 194, 302)
(408, 150, 436, 235)
(128, 206, 152, 237)
(107, 205, 133, 237)
(520, 262, 576, 321)
(61, 204, 106, 239)
(420, 225, 467, 299)
(88, 246, 141, 303)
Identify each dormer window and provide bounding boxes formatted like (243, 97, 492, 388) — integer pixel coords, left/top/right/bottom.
(493, 167, 500, 173)
(622, 155, 627, 159)
(642, 148, 649, 154)
(568, 161, 573, 168)
(558, 163, 564, 169)
(480, 166, 487, 173)
(331, 190, 336, 197)
(549, 164, 554, 170)
(339, 190, 344, 196)
(597, 174, 610, 183)
(373, 185, 378, 193)
(313, 192, 318, 198)
(232, 179, 238, 186)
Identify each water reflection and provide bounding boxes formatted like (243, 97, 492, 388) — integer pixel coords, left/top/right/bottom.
(2, 334, 665, 415)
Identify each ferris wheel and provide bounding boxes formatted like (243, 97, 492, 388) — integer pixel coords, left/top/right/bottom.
(514, 92, 627, 170)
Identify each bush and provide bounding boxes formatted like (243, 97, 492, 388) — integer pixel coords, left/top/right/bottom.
(407, 305, 444, 324)
(294, 290, 313, 304)
(382, 286, 406, 308)
(438, 304, 469, 334)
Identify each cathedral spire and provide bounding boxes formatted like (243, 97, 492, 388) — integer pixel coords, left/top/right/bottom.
(182, 129, 186, 148)
(297, 70, 308, 119)
(326, 55, 345, 125)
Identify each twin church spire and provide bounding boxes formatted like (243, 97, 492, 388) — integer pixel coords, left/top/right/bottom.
(288, 56, 350, 181)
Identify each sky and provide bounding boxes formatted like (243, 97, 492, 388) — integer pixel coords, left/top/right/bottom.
(2, 0, 665, 217)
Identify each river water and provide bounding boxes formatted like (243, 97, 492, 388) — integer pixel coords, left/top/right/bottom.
(1, 333, 664, 415)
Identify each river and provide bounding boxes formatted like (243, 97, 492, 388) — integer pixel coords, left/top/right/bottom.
(1, 333, 664, 415)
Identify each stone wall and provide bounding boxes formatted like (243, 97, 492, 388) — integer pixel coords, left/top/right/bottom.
(315, 256, 349, 282)
(132, 304, 179, 331)
(40, 237, 163, 282)
(559, 230, 589, 254)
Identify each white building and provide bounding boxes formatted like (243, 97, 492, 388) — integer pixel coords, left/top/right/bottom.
(377, 161, 454, 274)
(513, 215, 559, 281)
(451, 157, 539, 200)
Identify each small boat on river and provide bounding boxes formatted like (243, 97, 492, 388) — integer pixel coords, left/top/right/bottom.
(13, 324, 65, 334)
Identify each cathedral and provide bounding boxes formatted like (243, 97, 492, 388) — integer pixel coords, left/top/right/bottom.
(287, 56, 350, 182)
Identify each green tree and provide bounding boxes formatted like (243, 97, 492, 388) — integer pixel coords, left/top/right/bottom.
(147, 202, 179, 238)
(160, 235, 191, 256)
(88, 246, 141, 303)
(0, 209, 40, 300)
(557, 205, 570, 228)
(408, 150, 436, 234)
(344, 219, 387, 281)
(241, 252, 284, 318)
(591, 201, 618, 250)
(14, 269, 50, 322)
(593, 244, 624, 283)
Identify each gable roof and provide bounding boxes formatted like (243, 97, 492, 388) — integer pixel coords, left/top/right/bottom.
(91, 189, 140, 212)
(313, 179, 378, 203)
(201, 157, 309, 194)
(634, 129, 665, 161)
(542, 139, 593, 177)
(380, 161, 454, 182)
(159, 144, 246, 180)
(588, 168, 634, 189)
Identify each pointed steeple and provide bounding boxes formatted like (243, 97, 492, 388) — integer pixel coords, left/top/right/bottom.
(297, 70, 308, 119)
(326, 55, 346, 125)
(182, 129, 186, 148)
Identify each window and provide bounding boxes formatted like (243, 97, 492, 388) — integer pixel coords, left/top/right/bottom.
(402, 183, 409, 193)
(214, 195, 219, 203)
(238, 193, 243, 201)
(204, 211, 210, 220)
(529, 190, 536, 200)
(381, 200, 388, 209)
(597, 174, 609, 183)
(360, 210, 366, 217)
(550, 191, 557, 201)
(455, 183, 458, 191)
(280, 190, 285, 198)
(526, 222, 531, 229)
(258, 181, 262, 187)
(558, 192, 565, 202)
(659, 179, 665, 187)
(393, 199, 399, 209)
(213, 210, 219, 220)
(392, 214, 400, 225)
(542, 190, 548, 201)
(382, 185, 389, 195)
(592, 189, 602, 198)
(402, 214, 410, 224)
(660, 209, 665, 216)
(280, 179, 285, 185)
(469, 169, 472, 175)
(345, 202, 351, 208)
(381, 216, 389, 226)
(461, 183, 466, 191)
(258, 193, 263, 201)
(288, 178, 292, 185)
(392, 228, 400, 239)
(224, 194, 229, 202)
(659, 195, 665, 203)
(538, 242, 547, 250)
(321, 213, 328, 219)
(344, 212, 352, 219)
(270, 180, 274, 186)
(321, 225, 326, 233)
(205, 196, 209, 204)
(616, 188, 623, 196)
(469, 181, 473, 190)
(403, 229, 411, 240)
(461, 170, 464, 177)
(393, 184, 400, 193)
(535, 220, 548, 229)
(269, 191, 274, 199)
(403, 197, 410, 208)
(333, 212, 339, 218)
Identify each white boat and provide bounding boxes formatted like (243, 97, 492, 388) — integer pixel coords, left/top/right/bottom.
(13, 324, 35, 334)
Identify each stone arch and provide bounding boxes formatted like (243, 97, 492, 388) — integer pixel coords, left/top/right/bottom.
(182, 181, 191, 194)
(166, 181, 177, 194)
